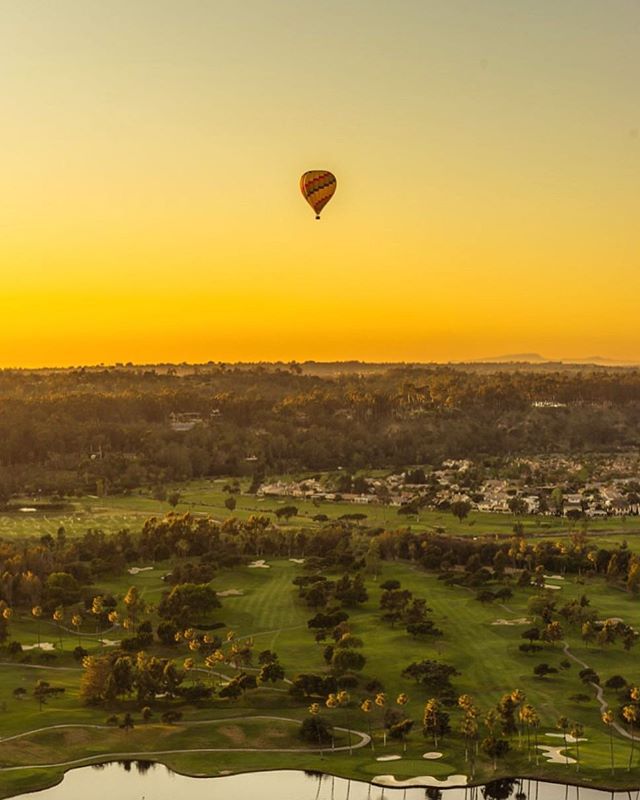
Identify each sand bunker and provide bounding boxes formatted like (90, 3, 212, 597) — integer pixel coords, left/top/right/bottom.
(217, 589, 245, 597)
(544, 584, 562, 590)
(537, 745, 576, 765)
(376, 755, 402, 762)
(248, 560, 270, 568)
(423, 752, 443, 759)
(128, 566, 154, 575)
(544, 575, 565, 580)
(545, 732, 588, 744)
(373, 774, 467, 788)
(19, 507, 37, 513)
(491, 618, 531, 626)
(100, 639, 120, 647)
(289, 558, 305, 564)
(22, 642, 55, 651)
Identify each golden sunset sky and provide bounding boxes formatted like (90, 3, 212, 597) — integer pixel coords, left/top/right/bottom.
(1, 1, 639, 366)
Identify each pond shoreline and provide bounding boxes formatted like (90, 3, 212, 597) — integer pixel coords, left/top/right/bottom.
(4, 761, 640, 800)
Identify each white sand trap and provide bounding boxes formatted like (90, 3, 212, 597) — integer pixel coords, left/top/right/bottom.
(537, 745, 576, 765)
(544, 575, 565, 580)
(546, 732, 588, 743)
(22, 642, 55, 651)
(100, 639, 120, 647)
(492, 618, 531, 626)
(289, 558, 305, 564)
(544, 584, 562, 590)
(248, 559, 270, 568)
(128, 566, 154, 575)
(597, 617, 624, 625)
(373, 774, 467, 788)
(423, 752, 443, 759)
(217, 589, 245, 597)
(19, 507, 37, 513)
(376, 755, 402, 762)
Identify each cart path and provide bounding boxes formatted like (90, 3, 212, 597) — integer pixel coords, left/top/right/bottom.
(0, 716, 370, 771)
(561, 642, 634, 741)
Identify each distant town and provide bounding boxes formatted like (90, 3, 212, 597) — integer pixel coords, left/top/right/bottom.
(256, 455, 640, 520)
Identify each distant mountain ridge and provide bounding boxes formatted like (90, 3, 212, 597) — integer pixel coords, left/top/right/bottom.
(477, 353, 639, 366)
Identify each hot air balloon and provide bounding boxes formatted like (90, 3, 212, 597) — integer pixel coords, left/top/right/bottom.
(300, 170, 337, 219)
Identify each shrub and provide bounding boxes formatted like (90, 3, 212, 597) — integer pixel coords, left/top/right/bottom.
(605, 675, 627, 690)
(300, 715, 333, 744)
(336, 673, 359, 690)
(6, 641, 22, 657)
(161, 710, 183, 724)
(519, 644, 543, 653)
(73, 646, 89, 662)
(533, 663, 558, 678)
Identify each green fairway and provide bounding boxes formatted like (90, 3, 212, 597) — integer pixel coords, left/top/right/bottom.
(1, 555, 640, 797)
(4, 478, 640, 554)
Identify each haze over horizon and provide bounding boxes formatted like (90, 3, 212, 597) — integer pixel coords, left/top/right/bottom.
(2, 1, 638, 368)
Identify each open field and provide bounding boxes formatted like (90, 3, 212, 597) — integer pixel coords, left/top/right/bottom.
(4, 478, 640, 553)
(1, 555, 640, 796)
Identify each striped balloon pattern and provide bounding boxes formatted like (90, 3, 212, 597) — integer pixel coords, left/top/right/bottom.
(300, 170, 337, 219)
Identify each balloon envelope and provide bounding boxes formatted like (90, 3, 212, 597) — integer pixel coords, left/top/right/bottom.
(300, 170, 337, 219)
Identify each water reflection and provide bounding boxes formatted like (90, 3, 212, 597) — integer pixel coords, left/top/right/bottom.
(8, 764, 640, 800)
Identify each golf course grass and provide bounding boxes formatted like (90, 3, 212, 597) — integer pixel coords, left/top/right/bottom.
(1, 551, 640, 797)
(4, 477, 640, 552)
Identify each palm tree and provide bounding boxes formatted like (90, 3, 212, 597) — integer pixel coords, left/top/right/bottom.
(325, 692, 339, 750)
(91, 595, 103, 634)
(31, 605, 42, 647)
(205, 649, 224, 688)
(510, 689, 526, 748)
(519, 705, 533, 762)
(71, 613, 82, 647)
(309, 702, 324, 759)
(396, 693, 409, 753)
(424, 698, 446, 748)
(556, 716, 570, 765)
(569, 722, 584, 772)
(52, 608, 64, 652)
(2, 606, 12, 648)
(622, 704, 638, 770)
(458, 695, 478, 763)
(460, 712, 479, 777)
(375, 692, 387, 747)
(106, 610, 118, 648)
(123, 586, 140, 625)
(361, 698, 375, 750)
(528, 707, 541, 765)
(337, 690, 353, 755)
(602, 711, 615, 776)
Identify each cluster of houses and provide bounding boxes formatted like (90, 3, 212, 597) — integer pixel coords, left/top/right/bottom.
(169, 410, 221, 432)
(257, 456, 640, 519)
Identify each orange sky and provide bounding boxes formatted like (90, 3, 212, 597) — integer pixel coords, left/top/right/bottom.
(1, 1, 639, 367)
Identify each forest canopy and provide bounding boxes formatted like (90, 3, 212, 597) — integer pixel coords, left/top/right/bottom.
(1, 363, 639, 498)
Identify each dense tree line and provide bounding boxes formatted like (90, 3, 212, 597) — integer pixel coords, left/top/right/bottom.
(2, 365, 640, 497)
(2, 511, 640, 629)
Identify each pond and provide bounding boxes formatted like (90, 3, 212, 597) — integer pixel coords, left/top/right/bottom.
(9, 764, 640, 800)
